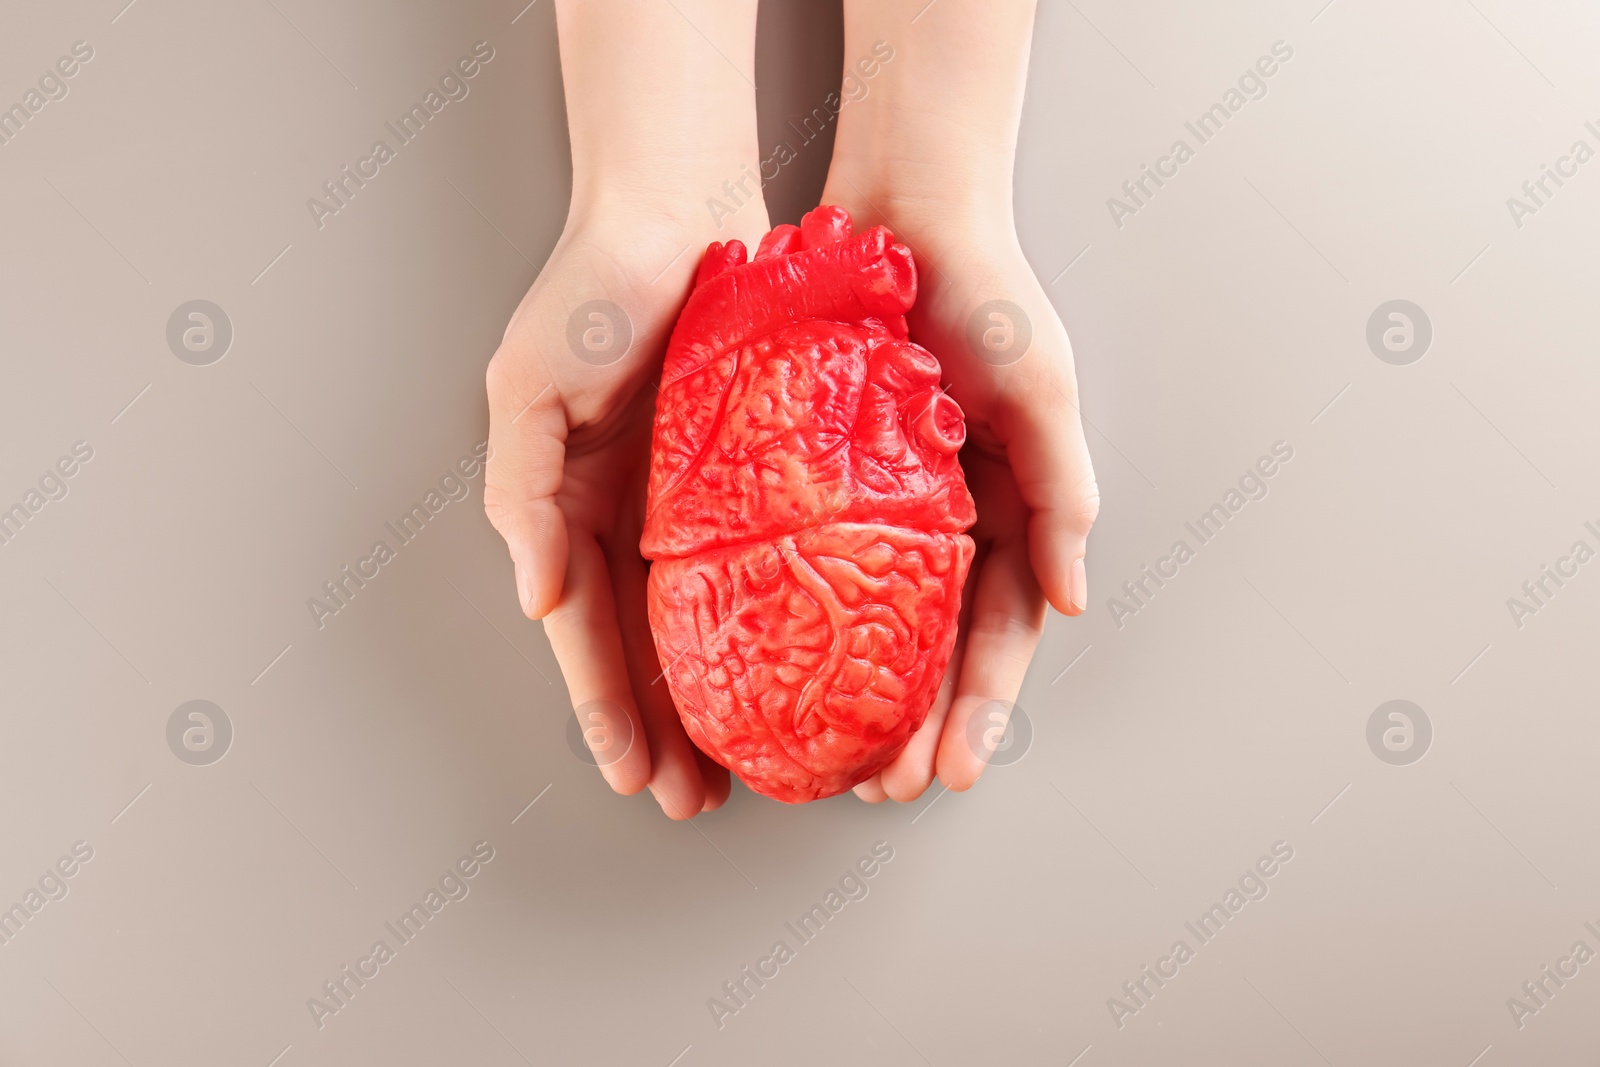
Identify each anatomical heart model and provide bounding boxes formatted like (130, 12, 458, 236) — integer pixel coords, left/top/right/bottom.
(642, 205, 976, 803)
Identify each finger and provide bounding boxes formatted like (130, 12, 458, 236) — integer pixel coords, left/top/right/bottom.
(605, 529, 709, 821)
(696, 750, 733, 812)
(541, 532, 652, 796)
(936, 537, 1046, 791)
(879, 611, 968, 803)
(877, 552, 977, 803)
(484, 349, 570, 618)
(852, 774, 889, 803)
(998, 313, 1099, 617)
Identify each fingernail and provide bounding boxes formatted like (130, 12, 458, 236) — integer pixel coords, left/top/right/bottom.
(1069, 557, 1087, 614)
(649, 784, 687, 820)
(513, 559, 533, 614)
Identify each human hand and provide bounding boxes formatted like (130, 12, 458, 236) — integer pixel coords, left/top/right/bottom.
(821, 0, 1099, 802)
(484, 0, 766, 819)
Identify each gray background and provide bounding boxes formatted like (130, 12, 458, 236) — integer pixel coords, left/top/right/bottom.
(1, 0, 1597, 1064)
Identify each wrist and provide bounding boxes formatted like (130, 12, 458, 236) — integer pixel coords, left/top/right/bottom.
(568, 96, 763, 226)
(562, 163, 772, 287)
(567, 177, 770, 269)
(820, 155, 1016, 260)
(824, 97, 1018, 240)
(823, 158, 1014, 238)
(572, 151, 766, 234)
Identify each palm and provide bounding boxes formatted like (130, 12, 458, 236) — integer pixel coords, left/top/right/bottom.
(551, 385, 654, 539)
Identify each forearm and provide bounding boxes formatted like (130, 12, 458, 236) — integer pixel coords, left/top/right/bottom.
(829, 0, 1036, 230)
(556, 0, 762, 222)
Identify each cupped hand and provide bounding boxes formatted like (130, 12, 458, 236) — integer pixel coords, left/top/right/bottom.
(819, 188, 1101, 803)
(484, 202, 771, 819)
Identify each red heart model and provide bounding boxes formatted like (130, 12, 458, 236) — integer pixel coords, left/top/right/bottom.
(642, 205, 976, 803)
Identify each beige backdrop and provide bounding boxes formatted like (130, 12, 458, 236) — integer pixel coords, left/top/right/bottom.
(1, 1, 1597, 1064)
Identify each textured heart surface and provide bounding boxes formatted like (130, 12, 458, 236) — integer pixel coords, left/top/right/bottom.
(642, 206, 976, 803)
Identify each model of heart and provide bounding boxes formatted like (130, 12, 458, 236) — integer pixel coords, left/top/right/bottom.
(642, 205, 975, 803)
